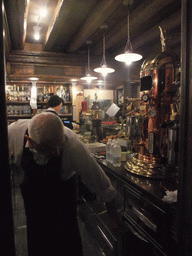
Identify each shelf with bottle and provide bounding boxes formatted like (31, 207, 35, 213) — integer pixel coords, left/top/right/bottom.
(55, 85, 71, 102)
(6, 83, 73, 119)
(7, 101, 30, 105)
(6, 84, 32, 119)
(36, 99, 72, 106)
(7, 104, 32, 118)
(6, 84, 31, 102)
(37, 83, 72, 111)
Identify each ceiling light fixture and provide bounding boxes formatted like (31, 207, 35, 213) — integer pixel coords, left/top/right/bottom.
(115, 10, 142, 65)
(29, 77, 39, 81)
(40, 8, 47, 18)
(33, 25, 41, 40)
(80, 41, 97, 84)
(94, 25, 115, 77)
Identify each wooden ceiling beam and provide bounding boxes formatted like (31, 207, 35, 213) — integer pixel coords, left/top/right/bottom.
(130, 10, 181, 54)
(66, 0, 123, 53)
(22, 0, 30, 46)
(44, 0, 64, 45)
(93, 0, 180, 55)
(43, 0, 98, 52)
(8, 50, 85, 66)
(4, 0, 26, 50)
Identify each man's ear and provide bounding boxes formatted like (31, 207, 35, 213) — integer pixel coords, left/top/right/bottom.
(25, 135, 34, 146)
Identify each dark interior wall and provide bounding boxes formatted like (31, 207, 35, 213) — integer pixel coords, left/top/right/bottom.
(178, 0, 192, 255)
(0, 1, 15, 255)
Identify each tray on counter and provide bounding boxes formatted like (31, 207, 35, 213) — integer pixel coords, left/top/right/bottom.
(125, 154, 178, 179)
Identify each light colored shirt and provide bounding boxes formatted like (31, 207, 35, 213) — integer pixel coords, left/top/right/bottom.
(47, 107, 78, 129)
(8, 119, 116, 203)
(47, 107, 58, 113)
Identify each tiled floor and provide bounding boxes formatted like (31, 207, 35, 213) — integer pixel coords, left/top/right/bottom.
(12, 185, 104, 256)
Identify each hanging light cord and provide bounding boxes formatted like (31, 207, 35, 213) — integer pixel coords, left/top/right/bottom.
(114, 5, 143, 63)
(124, 10, 133, 53)
(87, 45, 91, 73)
(101, 31, 107, 66)
(94, 24, 115, 75)
(80, 41, 97, 82)
(127, 9, 130, 40)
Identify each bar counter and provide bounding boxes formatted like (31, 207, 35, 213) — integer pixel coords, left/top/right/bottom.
(97, 158, 178, 204)
(78, 155, 178, 256)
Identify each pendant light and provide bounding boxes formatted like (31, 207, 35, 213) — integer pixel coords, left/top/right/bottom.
(81, 41, 97, 84)
(94, 25, 115, 77)
(115, 10, 142, 65)
(33, 25, 41, 40)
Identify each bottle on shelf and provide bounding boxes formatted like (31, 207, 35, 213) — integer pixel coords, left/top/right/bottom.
(106, 138, 112, 164)
(13, 84, 17, 101)
(65, 87, 70, 102)
(113, 140, 121, 167)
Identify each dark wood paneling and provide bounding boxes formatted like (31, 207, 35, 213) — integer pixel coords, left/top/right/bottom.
(0, 1, 15, 255)
(6, 50, 85, 84)
(177, 0, 192, 255)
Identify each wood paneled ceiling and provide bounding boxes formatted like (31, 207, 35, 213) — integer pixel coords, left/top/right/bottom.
(4, 0, 181, 87)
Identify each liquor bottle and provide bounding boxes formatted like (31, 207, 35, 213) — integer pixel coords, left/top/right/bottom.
(65, 87, 70, 102)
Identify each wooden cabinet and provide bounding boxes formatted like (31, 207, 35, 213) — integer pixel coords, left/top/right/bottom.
(78, 159, 178, 256)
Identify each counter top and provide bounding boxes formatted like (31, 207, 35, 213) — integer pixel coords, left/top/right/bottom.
(97, 158, 178, 206)
(79, 152, 179, 255)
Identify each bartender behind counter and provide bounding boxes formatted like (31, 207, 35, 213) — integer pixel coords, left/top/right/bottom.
(47, 94, 79, 130)
(8, 112, 122, 256)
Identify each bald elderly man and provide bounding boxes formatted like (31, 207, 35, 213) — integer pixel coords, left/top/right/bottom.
(8, 112, 121, 256)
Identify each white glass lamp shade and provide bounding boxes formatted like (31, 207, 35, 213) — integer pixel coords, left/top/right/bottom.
(33, 25, 41, 41)
(115, 51, 143, 65)
(80, 73, 97, 84)
(94, 64, 115, 77)
(40, 8, 47, 18)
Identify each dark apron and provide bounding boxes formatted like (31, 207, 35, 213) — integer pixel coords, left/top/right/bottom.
(20, 146, 83, 256)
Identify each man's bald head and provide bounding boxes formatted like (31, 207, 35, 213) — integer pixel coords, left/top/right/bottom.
(28, 112, 65, 155)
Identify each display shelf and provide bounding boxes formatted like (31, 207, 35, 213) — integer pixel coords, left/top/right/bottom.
(6, 101, 30, 105)
(7, 100, 32, 119)
(6, 84, 73, 121)
(7, 115, 32, 119)
(59, 113, 72, 117)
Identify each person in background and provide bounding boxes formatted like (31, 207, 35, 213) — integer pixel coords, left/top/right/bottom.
(47, 94, 79, 130)
(8, 112, 122, 256)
